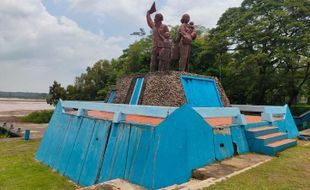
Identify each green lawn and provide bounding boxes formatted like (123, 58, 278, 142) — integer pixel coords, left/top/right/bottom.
(207, 142, 310, 190)
(1, 139, 310, 190)
(0, 139, 75, 190)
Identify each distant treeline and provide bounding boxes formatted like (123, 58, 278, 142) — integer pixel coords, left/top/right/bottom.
(0, 91, 48, 99)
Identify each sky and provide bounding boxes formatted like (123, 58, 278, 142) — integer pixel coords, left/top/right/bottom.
(0, 0, 242, 93)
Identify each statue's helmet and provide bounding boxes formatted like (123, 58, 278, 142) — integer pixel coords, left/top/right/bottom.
(181, 14, 190, 24)
(155, 13, 163, 22)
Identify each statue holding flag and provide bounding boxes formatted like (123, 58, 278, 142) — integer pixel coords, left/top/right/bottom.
(146, 2, 171, 72)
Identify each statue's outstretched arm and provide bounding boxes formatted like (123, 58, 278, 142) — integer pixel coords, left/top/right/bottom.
(146, 11, 154, 29)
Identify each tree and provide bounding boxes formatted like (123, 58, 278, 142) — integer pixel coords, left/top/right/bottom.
(203, 0, 310, 105)
(114, 36, 152, 76)
(46, 81, 66, 106)
(69, 60, 117, 101)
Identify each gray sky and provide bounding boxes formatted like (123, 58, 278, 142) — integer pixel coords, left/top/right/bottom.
(0, 0, 242, 93)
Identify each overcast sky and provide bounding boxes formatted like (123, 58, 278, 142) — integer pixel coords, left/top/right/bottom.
(0, 0, 242, 93)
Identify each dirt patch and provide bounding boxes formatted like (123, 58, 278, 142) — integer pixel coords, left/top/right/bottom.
(0, 109, 50, 123)
(0, 116, 22, 122)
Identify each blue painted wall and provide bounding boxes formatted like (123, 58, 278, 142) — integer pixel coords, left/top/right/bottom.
(36, 103, 221, 189)
(38, 102, 300, 189)
(78, 120, 112, 186)
(107, 90, 116, 103)
(213, 133, 234, 160)
(148, 105, 215, 188)
(36, 103, 113, 187)
(98, 105, 216, 189)
(231, 126, 249, 154)
(273, 106, 299, 138)
(54, 117, 83, 174)
(180, 76, 223, 107)
(65, 118, 96, 182)
(98, 123, 156, 186)
(130, 78, 144, 105)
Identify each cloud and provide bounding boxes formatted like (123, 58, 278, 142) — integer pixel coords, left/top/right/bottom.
(0, 0, 243, 93)
(67, 0, 149, 24)
(160, 0, 242, 27)
(0, 0, 123, 92)
(66, 0, 242, 29)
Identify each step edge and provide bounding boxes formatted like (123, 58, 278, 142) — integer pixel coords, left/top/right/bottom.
(256, 132, 287, 139)
(246, 126, 277, 132)
(266, 139, 297, 148)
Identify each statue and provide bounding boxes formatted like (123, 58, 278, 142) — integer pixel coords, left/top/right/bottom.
(177, 14, 197, 71)
(146, 2, 171, 72)
(158, 32, 172, 71)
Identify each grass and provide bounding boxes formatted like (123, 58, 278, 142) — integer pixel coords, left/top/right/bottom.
(1, 139, 310, 190)
(0, 134, 10, 138)
(206, 142, 310, 190)
(0, 139, 75, 190)
(21, 110, 53, 124)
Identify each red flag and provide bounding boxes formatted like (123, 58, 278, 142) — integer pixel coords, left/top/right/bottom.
(149, 2, 156, 14)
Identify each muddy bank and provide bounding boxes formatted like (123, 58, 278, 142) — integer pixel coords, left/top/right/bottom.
(0, 98, 54, 112)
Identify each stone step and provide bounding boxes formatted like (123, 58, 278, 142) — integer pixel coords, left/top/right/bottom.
(267, 139, 297, 147)
(246, 126, 279, 138)
(264, 139, 297, 155)
(192, 153, 271, 180)
(256, 132, 288, 145)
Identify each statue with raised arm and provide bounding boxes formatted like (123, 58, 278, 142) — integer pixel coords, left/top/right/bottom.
(146, 2, 170, 72)
(177, 14, 197, 71)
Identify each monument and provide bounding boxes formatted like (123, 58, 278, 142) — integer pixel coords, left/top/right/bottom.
(35, 2, 299, 190)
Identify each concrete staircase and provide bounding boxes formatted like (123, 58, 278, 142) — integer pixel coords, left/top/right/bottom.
(246, 126, 297, 155)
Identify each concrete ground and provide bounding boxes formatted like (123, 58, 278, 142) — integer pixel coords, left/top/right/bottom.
(300, 128, 310, 136)
(163, 153, 271, 190)
(78, 179, 146, 190)
(77, 153, 271, 190)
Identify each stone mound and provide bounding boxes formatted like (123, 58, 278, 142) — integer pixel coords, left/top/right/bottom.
(107, 71, 230, 107)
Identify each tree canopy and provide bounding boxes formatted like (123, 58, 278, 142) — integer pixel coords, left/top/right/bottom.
(199, 0, 310, 105)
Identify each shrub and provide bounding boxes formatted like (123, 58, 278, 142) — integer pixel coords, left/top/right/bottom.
(21, 110, 53, 124)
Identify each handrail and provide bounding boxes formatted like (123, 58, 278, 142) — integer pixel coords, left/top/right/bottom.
(231, 104, 286, 114)
(298, 110, 310, 119)
(193, 107, 240, 118)
(61, 100, 247, 121)
(61, 100, 177, 118)
(294, 110, 310, 126)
